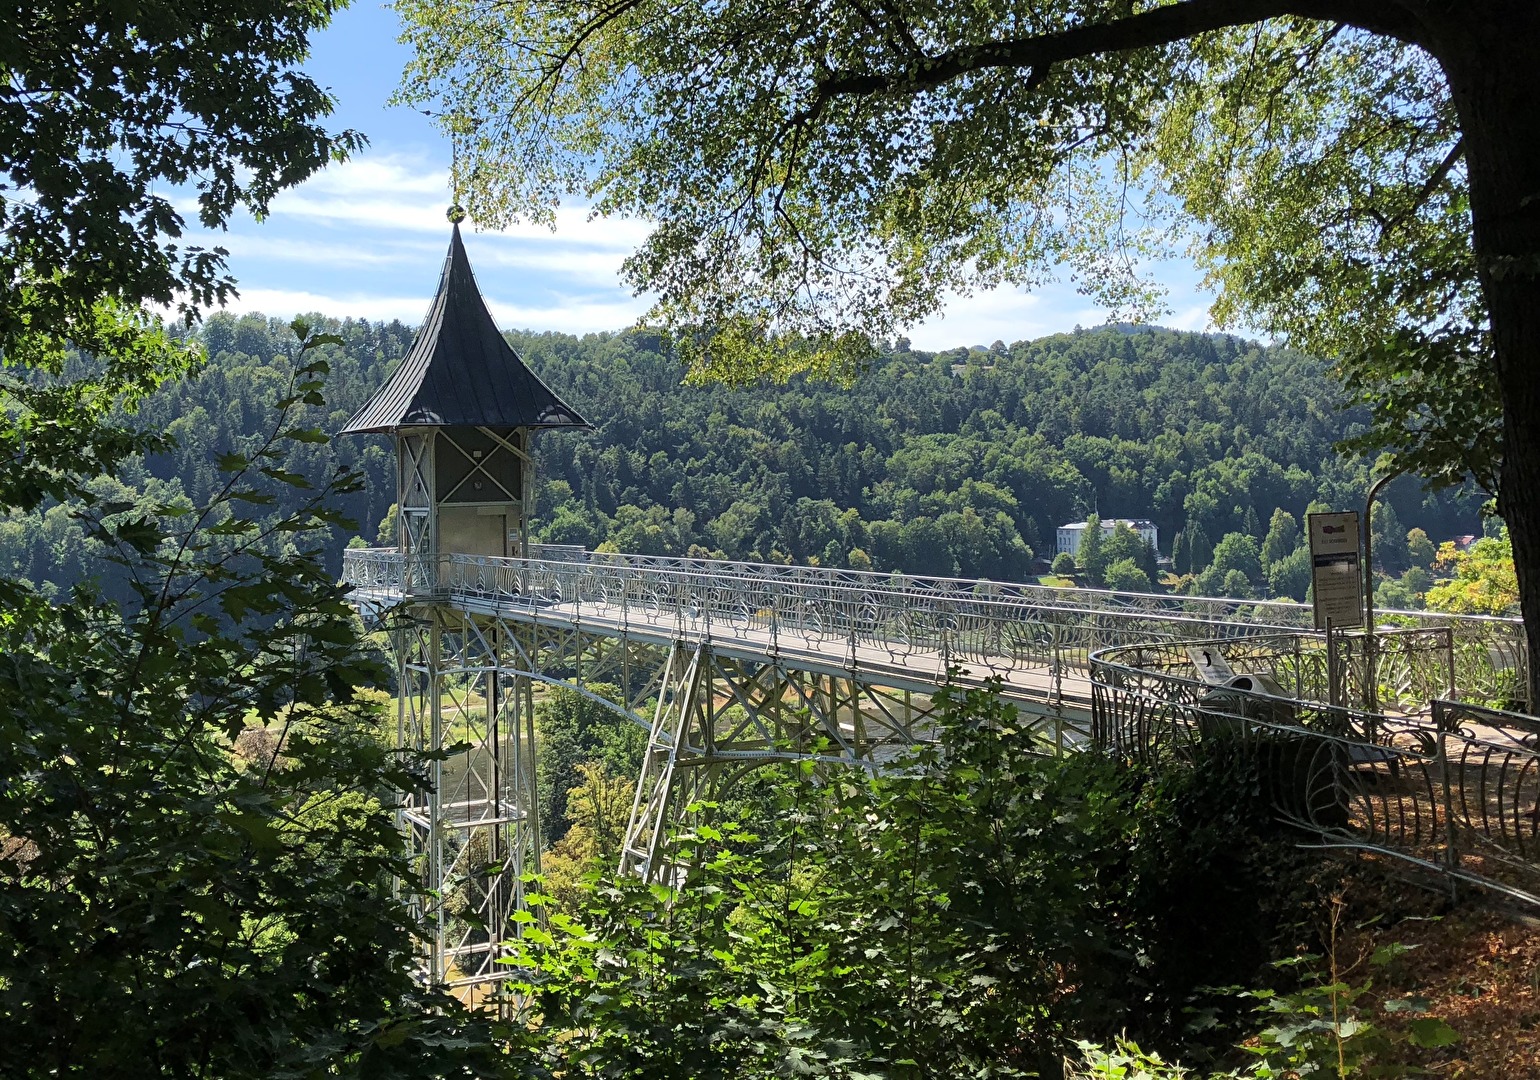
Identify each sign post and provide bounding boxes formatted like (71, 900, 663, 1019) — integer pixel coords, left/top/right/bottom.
(1308, 511, 1363, 708)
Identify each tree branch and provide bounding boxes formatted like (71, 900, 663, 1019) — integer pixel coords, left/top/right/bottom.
(809, 0, 1423, 105)
(1390, 135, 1465, 232)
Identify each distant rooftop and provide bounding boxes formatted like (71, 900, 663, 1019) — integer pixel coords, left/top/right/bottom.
(1059, 519, 1156, 531)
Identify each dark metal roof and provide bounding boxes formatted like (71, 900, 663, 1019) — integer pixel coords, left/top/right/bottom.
(339, 224, 592, 435)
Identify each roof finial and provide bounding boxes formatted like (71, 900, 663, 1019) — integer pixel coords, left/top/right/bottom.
(447, 203, 466, 225)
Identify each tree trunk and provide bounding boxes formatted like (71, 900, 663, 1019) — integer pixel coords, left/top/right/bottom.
(1429, 5, 1540, 708)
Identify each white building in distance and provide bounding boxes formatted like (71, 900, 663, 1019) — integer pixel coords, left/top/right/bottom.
(1057, 519, 1159, 558)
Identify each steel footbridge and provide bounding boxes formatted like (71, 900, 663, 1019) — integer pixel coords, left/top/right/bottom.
(341, 545, 1527, 992)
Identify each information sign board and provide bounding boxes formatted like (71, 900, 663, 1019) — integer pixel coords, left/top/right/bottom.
(1307, 511, 1363, 630)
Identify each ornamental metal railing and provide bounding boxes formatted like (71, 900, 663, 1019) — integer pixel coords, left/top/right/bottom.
(1091, 638, 1540, 906)
(344, 547, 1525, 704)
(344, 547, 1316, 702)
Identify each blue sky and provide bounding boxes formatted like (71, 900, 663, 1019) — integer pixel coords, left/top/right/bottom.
(202, 1, 1218, 350)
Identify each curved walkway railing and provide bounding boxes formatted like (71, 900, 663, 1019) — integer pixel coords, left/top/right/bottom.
(1091, 636, 1540, 906)
(345, 546, 1526, 707)
(346, 548, 1320, 702)
(345, 545, 1535, 900)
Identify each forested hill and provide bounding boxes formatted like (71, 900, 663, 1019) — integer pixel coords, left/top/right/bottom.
(2, 315, 1483, 598)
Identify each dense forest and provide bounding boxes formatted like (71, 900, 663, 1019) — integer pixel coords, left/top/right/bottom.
(1, 314, 1487, 605)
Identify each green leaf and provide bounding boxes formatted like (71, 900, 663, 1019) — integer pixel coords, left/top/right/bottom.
(1371, 942, 1417, 966)
(1406, 1017, 1460, 1047)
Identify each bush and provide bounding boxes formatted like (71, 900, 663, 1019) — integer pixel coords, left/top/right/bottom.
(509, 680, 1331, 1075)
(1053, 551, 1078, 576)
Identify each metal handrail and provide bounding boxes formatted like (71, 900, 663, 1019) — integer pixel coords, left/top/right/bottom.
(343, 547, 1319, 703)
(344, 548, 1524, 681)
(1089, 640, 1540, 907)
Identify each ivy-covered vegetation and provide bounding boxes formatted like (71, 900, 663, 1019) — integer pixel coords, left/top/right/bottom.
(1, 316, 1487, 607)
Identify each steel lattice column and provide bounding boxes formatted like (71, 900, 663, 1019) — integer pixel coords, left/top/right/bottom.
(391, 604, 542, 993)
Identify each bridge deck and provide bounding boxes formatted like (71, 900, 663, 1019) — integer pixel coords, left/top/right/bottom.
(357, 584, 1096, 728)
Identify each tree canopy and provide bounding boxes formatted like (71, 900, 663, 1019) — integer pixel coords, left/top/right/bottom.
(5, 319, 1487, 602)
(2, 3, 512, 1072)
(394, 0, 1540, 697)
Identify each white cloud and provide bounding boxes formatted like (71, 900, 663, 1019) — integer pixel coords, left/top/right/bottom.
(1165, 302, 1216, 333)
(182, 229, 438, 268)
(907, 287, 1049, 350)
(469, 245, 629, 288)
(209, 147, 1219, 347)
(484, 294, 652, 334)
(220, 284, 651, 335)
(263, 150, 652, 252)
(222, 287, 433, 324)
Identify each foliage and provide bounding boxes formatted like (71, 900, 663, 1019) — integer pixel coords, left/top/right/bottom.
(3, 0, 361, 361)
(1068, 1038, 1203, 1080)
(1106, 557, 1153, 593)
(537, 761, 635, 912)
(1080, 513, 1110, 587)
(1406, 529, 1435, 569)
(0, 332, 509, 1078)
(1154, 24, 1493, 493)
(8, 322, 1485, 597)
(1107, 521, 1158, 579)
(1220, 569, 1254, 600)
(1211, 533, 1263, 584)
(1053, 550, 1079, 576)
(1261, 510, 1300, 572)
(1370, 503, 1410, 576)
(534, 683, 646, 845)
(1267, 546, 1313, 603)
(505, 680, 1332, 1077)
(1242, 901, 1459, 1079)
(1423, 531, 1520, 616)
(0, 9, 517, 1072)
(1185, 525, 1214, 578)
(1173, 530, 1190, 575)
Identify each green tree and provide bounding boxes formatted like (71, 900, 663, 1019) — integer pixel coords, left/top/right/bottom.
(1408, 527, 1437, 568)
(536, 684, 646, 845)
(4, 0, 362, 505)
(0, 344, 508, 1077)
(1241, 505, 1261, 539)
(1211, 531, 1263, 583)
(1078, 514, 1109, 587)
(1221, 568, 1254, 599)
(1425, 532, 1520, 616)
(376, 503, 399, 547)
(1104, 557, 1153, 593)
(510, 682, 1323, 1075)
(1191, 564, 1226, 598)
(1266, 545, 1313, 602)
(1052, 550, 1078, 577)
(538, 761, 635, 912)
(1370, 501, 1411, 575)
(1105, 521, 1157, 579)
(398, 0, 1540, 700)
(1186, 523, 1214, 574)
(1260, 508, 1299, 570)
(1171, 529, 1189, 576)
(1, 8, 509, 1072)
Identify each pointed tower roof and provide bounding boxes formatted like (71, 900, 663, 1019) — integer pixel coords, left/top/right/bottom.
(339, 224, 592, 434)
